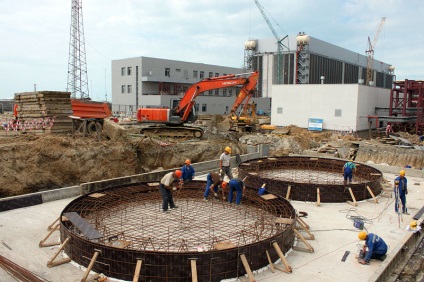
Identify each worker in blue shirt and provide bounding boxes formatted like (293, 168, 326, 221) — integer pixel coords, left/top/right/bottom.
(228, 178, 246, 205)
(342, 159, 356, 185)
(181, 159, 195, 182)
(357, 231, 388, 264)
(394, 170, 408, 214)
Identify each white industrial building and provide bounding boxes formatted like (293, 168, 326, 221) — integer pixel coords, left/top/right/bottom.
(245, 34, 395, 132)
(111, 57, 271, 116)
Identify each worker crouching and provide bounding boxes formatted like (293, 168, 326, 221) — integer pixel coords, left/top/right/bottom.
(159, 170, 182, 212)
(228, 178, 246, 205)
(357, 231, 388, 264)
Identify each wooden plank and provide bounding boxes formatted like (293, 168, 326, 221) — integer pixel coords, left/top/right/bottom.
(274, 218, 294, 224)
(265, 250, 275, 273)
(190, 259, 198, 282)
(214, 241, 235, 250)
(285, 185, 291, 200)
(89, 193, 106, 198)
(63, 212, 103, 240)
(316, 188, 320, 207)
(261, 194, 277, 200)
(105, 240, 131, 249)
(132, 259, 143, 282)
(366, 186, 378, 204)
(239, 254, 255, 282)
(413, 205, 424, 220)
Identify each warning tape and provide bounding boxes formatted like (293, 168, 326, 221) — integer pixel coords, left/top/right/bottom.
(1, 117, 56, 133)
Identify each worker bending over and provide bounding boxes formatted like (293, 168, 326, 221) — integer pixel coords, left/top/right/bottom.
(159, 170, 182, 212)
(181, 159, 195, 182)
(357, 231, 388, 264)
(220, 147, 233, 180)
(342, 159, 356, 185)
(203, 171, 228, 201)
(228, 178, 246, 205)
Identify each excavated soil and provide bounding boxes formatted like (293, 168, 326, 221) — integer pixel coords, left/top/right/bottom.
(0, 122, 423, 197)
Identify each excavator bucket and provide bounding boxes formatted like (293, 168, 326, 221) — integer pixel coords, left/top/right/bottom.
(216, 116, 233, 131)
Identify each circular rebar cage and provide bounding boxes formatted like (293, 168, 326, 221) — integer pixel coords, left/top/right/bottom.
(60, 180, 296, 281)
(238, 156, 383, 202)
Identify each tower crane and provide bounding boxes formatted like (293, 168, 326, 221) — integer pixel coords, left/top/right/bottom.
(253, 0, 288, 83)
(365, 17, 386, 86)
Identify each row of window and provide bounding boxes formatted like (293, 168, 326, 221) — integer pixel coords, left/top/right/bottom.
(121, 85, 132, 94)
(165, 68, 225, 79)
(121, 67, 132, 76)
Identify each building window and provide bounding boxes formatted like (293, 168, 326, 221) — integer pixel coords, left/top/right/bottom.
(215, 73, 219, 77)
(223, 89, 227, 96)
(200, 71, 204, 79)
(165, 68, 170, 77)
(214, 89, 219, 96)
(209, 72, 213, 78)
(194, 104, 199, 112)
(127, 67, 132, 76)
(277, 107, 283, 114)
(335, 109, 342, 117)
(176, 68, 181, 72)
(121, 67, 125, 76)
(121, 85, 126, 94)
(127, 85, 132, 93)
(229, 89, 233, 96)
(184, 70, 188, 79)
(223, 73, 227, 76)
(208, 90, 213, 95)
(193, 70, 198, 79)
(202, 104, 207, 112)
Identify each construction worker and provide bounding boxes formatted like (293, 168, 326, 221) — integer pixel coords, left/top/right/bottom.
(181, 159, 195, 183)
(159, 170, 182, 212)
(394, 170, 408, 214)
(342, 159, 356, 185)
(220, 146, 233, 180)
(203, 171, 228, 201)
(228, 178, 245, 205)
(357, 231, 388, 264)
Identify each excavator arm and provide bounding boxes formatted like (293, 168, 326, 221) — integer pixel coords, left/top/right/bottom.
(229, 71, 259, 115)
(174, 71, 258, 122)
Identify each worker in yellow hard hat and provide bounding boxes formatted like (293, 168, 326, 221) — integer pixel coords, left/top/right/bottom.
(357, 231, 388, 265)
(181, 159, 195, 183)
(219, 147, 233, 180)
(394, 170, 409, 214)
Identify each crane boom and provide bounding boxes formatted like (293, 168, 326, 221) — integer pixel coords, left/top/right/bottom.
(366, 17, 386, 85)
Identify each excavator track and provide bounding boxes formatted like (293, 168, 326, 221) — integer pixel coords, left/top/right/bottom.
(140, 126, 203, 138)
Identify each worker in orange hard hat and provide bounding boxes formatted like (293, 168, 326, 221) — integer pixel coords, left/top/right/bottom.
(181, 159, 195, 183)
(219, 147, 233, 180)
(159, 170, 182, 212)
(203, 171, 228, 201)
(357, 231, 388, 265)
(394, 170, 408, 214)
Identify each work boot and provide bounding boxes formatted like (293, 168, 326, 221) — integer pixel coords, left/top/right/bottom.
(214, 193, 218, 199)
(171, 205, 178, 209)
(402, 211, 409, 215)
(203, 198, 208, 202)
(162, 209, 169, 213)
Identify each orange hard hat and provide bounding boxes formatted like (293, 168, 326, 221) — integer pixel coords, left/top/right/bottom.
(185, 159, 191, 165)
(221, 181, 228, 189)
(174, 170, 182, 178)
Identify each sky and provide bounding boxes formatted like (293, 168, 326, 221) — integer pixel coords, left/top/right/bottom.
(0, 0, 423, 101)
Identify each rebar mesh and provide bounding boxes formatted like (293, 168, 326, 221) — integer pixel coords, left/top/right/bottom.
(60, 180, 296, 281)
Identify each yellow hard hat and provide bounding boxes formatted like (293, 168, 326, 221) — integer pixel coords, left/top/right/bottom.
(358, 231, 367, 240)
(410, 220, 417, 230)
(399, 170, 405, 176)
(224, 147, 231, 153)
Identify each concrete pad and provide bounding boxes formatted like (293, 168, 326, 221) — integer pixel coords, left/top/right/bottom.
(0, 172, 422, 282)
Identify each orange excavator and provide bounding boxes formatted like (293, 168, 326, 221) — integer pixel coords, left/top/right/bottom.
(137, 71, 259, 138)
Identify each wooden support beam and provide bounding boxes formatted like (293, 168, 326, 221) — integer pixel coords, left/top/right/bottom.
(295, 217, 314, 240)
(47, 217, 60, 231)
(39, 223, 61, 247)
(347, 187, 357, 206)
(190, 259, 198, 282)
(366, 185, 378, 203)
(265, 250, 275, 273)
(47, 237, 71, 268)
(81, 250, 101, 282)
(296, 216, 309, 230)
(285, 185, 291, 201)
(132, 259, 143, 282)
(316, 188, 320, 207)
(272, 242, 292, 273)
(239, 254, 256, 282)
(292, 229, 314, 253)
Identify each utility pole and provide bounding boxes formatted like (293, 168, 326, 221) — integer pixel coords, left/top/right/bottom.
(67, 0, 90, 99)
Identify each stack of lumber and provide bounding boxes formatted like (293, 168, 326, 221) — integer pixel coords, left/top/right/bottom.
(14, 91, 73, 134)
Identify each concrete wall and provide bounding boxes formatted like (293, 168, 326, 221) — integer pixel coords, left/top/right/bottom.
(271, 84, 391, 131)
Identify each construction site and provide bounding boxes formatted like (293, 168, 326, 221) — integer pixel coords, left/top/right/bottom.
(1, 0, 424, 282)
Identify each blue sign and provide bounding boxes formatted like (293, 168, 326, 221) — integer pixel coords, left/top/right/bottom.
(308, 118, 323, 131)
